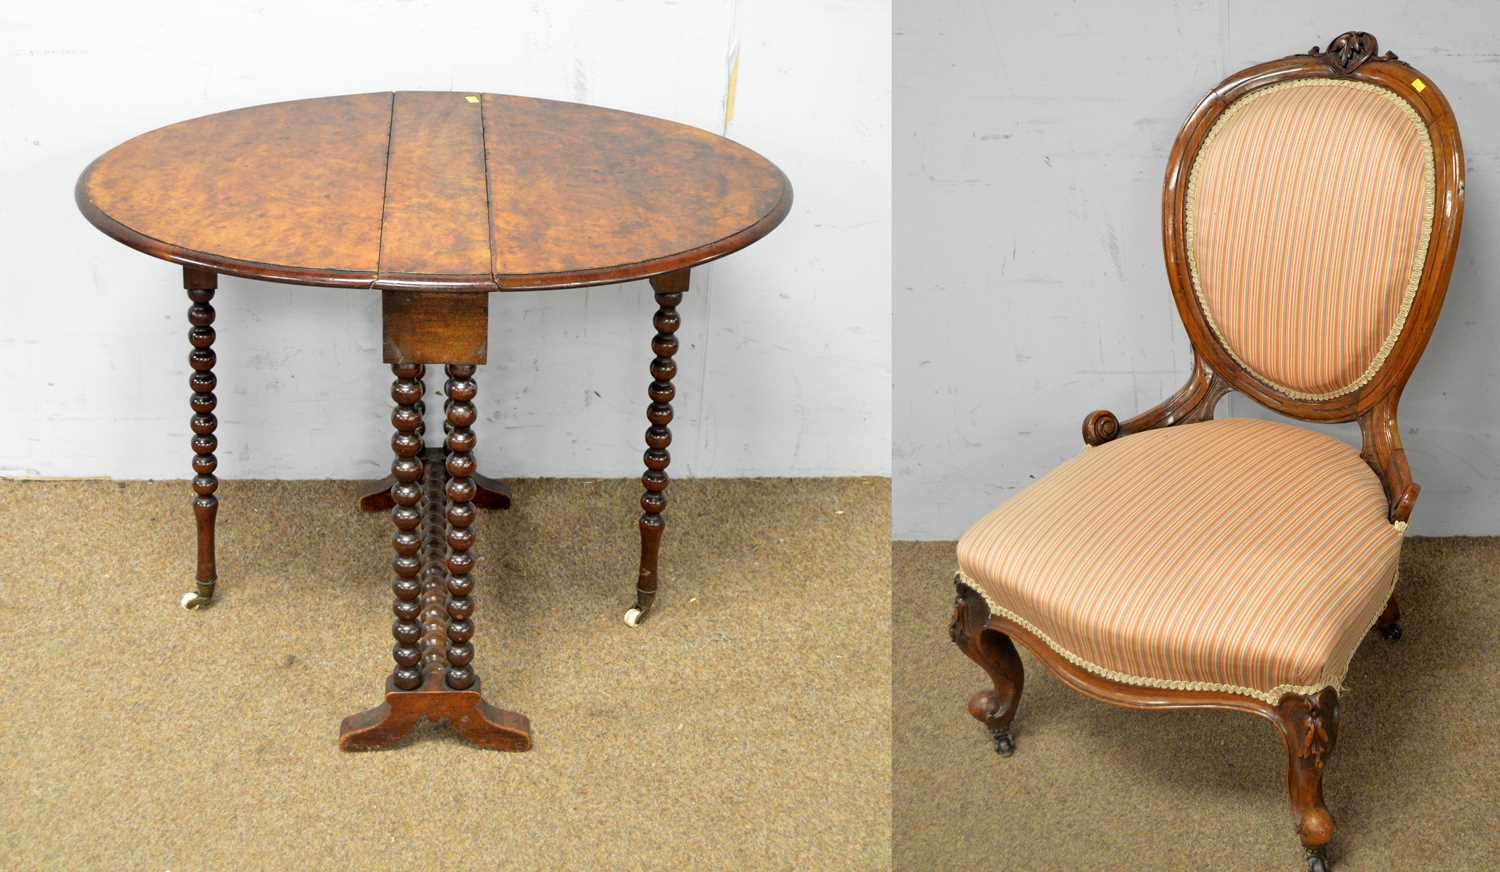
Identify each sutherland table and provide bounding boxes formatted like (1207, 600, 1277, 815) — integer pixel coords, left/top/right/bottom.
(76, 92, 791, 751)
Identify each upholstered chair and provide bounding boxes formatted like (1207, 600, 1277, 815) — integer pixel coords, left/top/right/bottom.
(949, 32, 1464, 872)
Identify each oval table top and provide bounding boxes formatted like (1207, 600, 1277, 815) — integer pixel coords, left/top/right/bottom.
(76, 92, 792, 291)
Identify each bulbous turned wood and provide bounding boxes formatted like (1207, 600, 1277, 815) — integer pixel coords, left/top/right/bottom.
(355, 360, 507, 515)
(353, 465, 510, 512)
(388, 363, 426, 690)
(342, 408, 534, 754)
(629, 273, 687, 627)
(182, 267, 220, 609)
(413, 369, 427, 442)
(416, 450, 451, 676)
(442, 364, 480, 690)
(950, 577, 1025, 756)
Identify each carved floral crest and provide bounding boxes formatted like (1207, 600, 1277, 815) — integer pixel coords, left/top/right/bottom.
(1308, 31, 1398, 75)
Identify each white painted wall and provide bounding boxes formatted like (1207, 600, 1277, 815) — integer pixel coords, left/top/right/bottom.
(895, 0, 1500, 538)
(0, 0, 891, 479)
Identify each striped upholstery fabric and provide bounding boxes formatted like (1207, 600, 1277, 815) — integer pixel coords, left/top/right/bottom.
(1186, 79, 1435, 399)
(956, 419, 1402, 702)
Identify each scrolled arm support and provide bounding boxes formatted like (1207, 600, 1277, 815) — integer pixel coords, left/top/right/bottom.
(1359, 397, 1419, 525)
(1082, 356, 1417, 525)
(1082, 353, 1231, 447)
(1080, 410, 1121, 445)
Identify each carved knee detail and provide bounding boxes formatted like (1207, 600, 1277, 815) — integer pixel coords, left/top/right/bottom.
(1276, 687, 1340, 860)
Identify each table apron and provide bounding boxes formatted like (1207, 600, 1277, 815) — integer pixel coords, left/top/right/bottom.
(382, 290, 489, 365)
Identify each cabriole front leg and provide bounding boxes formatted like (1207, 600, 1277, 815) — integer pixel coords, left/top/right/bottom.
(182, 266, 220, 610)
(1275, 688, 1340, 872)
(950, 576, 1025, 756)
(625, 269, 688, 628)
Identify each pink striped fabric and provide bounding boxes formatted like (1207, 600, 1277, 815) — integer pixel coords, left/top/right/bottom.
(956, 419, 1402, 701)
(1186, 80, 1434, 399)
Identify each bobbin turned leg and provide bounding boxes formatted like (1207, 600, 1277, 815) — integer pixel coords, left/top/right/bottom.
(181, 267, 220, 609)
(355, 470, 511, 511)
(342, 293, 531, 750)
(625, 270, 687, 628)
(387, 364, 428, 691)
(340, 362, 531, 752)
(354, 359, 508, 513)
(441, 364, 480, 691)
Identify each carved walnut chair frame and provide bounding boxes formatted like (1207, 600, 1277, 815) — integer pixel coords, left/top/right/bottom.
(949, 33, 1464, 872)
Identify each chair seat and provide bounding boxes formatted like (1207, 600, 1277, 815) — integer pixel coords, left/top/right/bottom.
(956, 418, 1403, 701)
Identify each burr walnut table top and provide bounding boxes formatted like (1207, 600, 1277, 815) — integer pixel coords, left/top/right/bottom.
(76, 91, 792, 291)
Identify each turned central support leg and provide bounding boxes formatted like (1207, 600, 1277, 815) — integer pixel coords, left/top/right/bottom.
(625, 269, 688, 627)
(352, 346, 510, 513)
(442, 364, 479, 691)
(388, 363, 428, 691)
(340, 356, 530, 752)
(355, 466, 511, 512)
(182, 266, 220, 610)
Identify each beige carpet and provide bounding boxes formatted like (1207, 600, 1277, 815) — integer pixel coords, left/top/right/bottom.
(0, 477, 891, 871)
(893, 539, 1500, 871)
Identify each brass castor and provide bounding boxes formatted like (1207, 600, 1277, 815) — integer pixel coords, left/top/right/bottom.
(180, 591, 213, 609)
(1303, 846, 1330, 872)
(180, 581, 215, 610)
(624, 590, 656, 628)
(1379, 622, 1402, 641)
(990, 729, 1015, 757)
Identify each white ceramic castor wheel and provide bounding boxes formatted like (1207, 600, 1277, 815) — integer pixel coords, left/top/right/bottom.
(623, 607, 644, 627)
(181, 591, 212, 610)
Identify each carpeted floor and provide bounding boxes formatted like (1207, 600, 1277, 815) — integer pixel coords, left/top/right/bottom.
(0, 477, 891, 871)
(893, 539, 1500, 872)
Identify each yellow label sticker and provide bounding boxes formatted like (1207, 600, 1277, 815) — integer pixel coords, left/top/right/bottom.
(723, 47, 740, 132)
(1411, 78, 1426, 93)
(465, 95, 479, 103)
